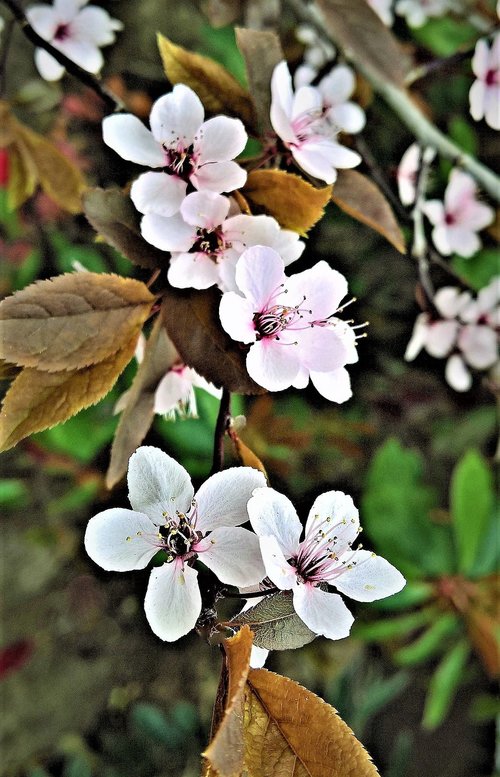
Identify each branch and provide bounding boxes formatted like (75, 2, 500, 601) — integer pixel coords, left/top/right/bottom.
(210, 388, 231, 475)
(1, 0, 124, 112)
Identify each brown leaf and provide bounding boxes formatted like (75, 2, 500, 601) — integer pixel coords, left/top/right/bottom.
(83, 187, 168, 270)
(161, 286, 265, 395)
(0, 273, 155, 372)
(235, 27, 283, 135)
(331, 170, 406, 253)
(243, 169, 332, 235)
(157, 34, 255, 129)
(0, 340, 137, 452)
(5, 144, 37, 211)
(244, 669, 380, 776)
(316, 0, 410, 88)
(106, 315, 178, 489)
(228, 427, 267, 480)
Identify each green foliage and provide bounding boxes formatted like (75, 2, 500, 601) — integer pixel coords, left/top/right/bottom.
(0, 478, 29, 507)
(50, 231, 108, 274)
(422, 640, 470, 729)
(353, 607, 437, 641)
(448, 116, 478, 156)
(411, 17, 477, 56)
(451, 250, 500, 291)
(450, 450, 494, 574)
(394, 613, 460, 666)
(199, 24, 247, 86)
(130, 701, 198, 748)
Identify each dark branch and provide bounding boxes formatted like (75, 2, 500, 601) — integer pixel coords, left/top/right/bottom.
(210, 388, 231, 474)
(1, 0, 124, 112)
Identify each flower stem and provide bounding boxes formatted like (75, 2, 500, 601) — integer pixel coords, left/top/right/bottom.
(1, 0, 124, 112)
(210, 387, 231, 474)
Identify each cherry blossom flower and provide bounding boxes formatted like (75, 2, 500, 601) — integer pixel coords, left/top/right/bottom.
(85, 447, 266, 642)
(294, 64, 366, 135)
(395, 0, 449, 28)
(248, 488, 405, 641)
(26, 0, 123, 81)
(270, 61, 361, 184)
(367, 0, 394, 26)
(423, 169, 494, 258)
(219, 245, 359, 402)
(469, 34, 500, 131)
(397, 143, 421, 206)
(102, 85, 247, 219)
(140, 190, 304, 291)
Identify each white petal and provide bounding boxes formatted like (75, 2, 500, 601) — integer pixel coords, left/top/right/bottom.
(270, 61, 296, 144)
(195, 116, 247, 162)
(469, 80, 486, 122)
(84, 508, 158, 571)
(26, 7, 59, 39)
(310, 367, 352, 403)
(131, 172, 186, 217)
(305, 491, 359, 553)
(259, 534, 298, 589)
(332, 549, 406, 602)
(234, 246, 286, 308)
(149, 86, 204, 146)
(180, 190, 230, 228)
(287, 259, 348, 319)
(140, 213, 194, 252)
(197, 526, 265, 586)
(34, 48, 66, 80)
(296, 326, 349, 372)
(57, 37, 104, 74)
(168, 252, 220, 290)
(328, 102, 366, 134)
(459, 324, 498, 369)
(405, 313, 430, 361)
(445, 354, 472, 391)
(219, 291, 257, 344)
(271, 229, 305, 266)
(144, 561, 202, 641)
(319, 64, 356, 104)
(250, 645, 269, 668)
(195, 467, 267, 532)
(397, 143, 420, 206)
(191, 160, 247, 194)
(431, 225, 453, 255)
(246, 339, 301, 392)
(248, 487, 302, 557)
(434, 287, 471, 319)
(485, 85, 500, 130)
(154, 370, 190, 415)
(422, 199, 445, 227)
(128, 446, 194, 524)
(447, 226, 481, 258)
(425, 320, 459, 358)
(293, 584, 354, 640)
(292, 85, 322, 120)
(224, 214, 280, 253)
(102, 115, 165, 167)
(472, 38, 490, 78)
(71, 7, 121, 46)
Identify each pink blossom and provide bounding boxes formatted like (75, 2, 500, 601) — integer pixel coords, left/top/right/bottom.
(423, 169, 494, 258)
(469, 34, 500, 131)
(270, 61, 361, 184)
(294, 64, 366, 135)
(85, 447, 266, 642)
(102, 85, 247, 219)
(397, 143, 421, 206)
(139, 190, 304, 291)
(219, 245, 359, 401)
(248, 487, 405, 641)
(27, 0, 122, 81)
(395, 0, 449, 28)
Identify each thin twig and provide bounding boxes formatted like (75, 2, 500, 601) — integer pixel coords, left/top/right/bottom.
(210, 388, 231, 475)
(0, 16, 15, 97)
(353, 134, 410, 223)
(1, 0, 124, 112)
(410, 145, 435, 302)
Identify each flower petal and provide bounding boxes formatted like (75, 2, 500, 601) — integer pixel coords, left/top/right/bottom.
(248, 486, 302, 557)
(296, 327, 349, 373)
(305, 491, 359, 553)
(191, 160, 247, 194)
(259, 534, 298, 589)
(195, 116, 247, 162)
(154, 370, 191, 415)
(445, 354, 472, 391)
(34, 48, 66, 80)
(180, 190, 230, 228)
(128, 446, 194, 524)
(293, 584, 354, 640)
(320, 64, 356, 104)
(149, 86, 204, 146)
(131, 171, 187, 217)
(405, 313, 430, 361)
(144, 561, 202, 641)
(195, 467, 267, 532)
(140, 213, 194, 252)
(102, 115, 165, 167)
(246, 338, 301, 391)
(425, 320, 459, 358)
(270, 61, 296, 144)
(219, 291, 257, 344)
(26, 7, 59, 39)
(459, 324, 498, 369)
(197, 526, 265, 586)
(332, 549, 406, 602)
(234, 245, 286, 309)
(310, 367, 353, 403)
(71, 6, 122, 46)
(287, 260, 348, 320)
(84, 508, 158, 571)
(328, 102, 366, 134)
(168, 251, 221, 290)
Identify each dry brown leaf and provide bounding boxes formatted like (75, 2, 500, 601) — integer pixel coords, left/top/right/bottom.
(157, 33, 255, 129)
(106, 315, 178, 489)
(244, 669, 380, 776)
(235, 27, 283, 135)
(0, 340, 137, 452)
(331, 170, 406, 253)
(243, 170, 332, 235)
(228, 428, 267, 480)
(316, 0, 410, 88)
(0, 273, 155, 372)
(5, 144, 37, 211)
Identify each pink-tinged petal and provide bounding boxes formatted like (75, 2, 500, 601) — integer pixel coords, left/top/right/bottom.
(447, 226, 481, 258)
(197, 526, 265, 586)
(168, 251, 220, 290)
(270, 61, 296, 144)
(405, 313, 430, 361)
(180, 190, 230, 228)
(319, 64, 356, 104)
(332, 549, 406, 602)
(57, 36, 103, 74)
(144, 561, 201, 642)
(259, 534, 298, 589)
(310, 367, 352, 403)
(425, 320, 459, 358)
(195, 116, 247, 162)
(140, 213, 194, 252)
(149, 86, 204, 147)
(485, 85, 500, 130)
(84, 508, 159, 572)
(246, 339, 301, 391)
(460, 200, 495, 232)
(219, 291, 257, 343)
(305, 491, 359, 552)
(397, 143, 420, 206)
(471, 38, 490, 79)
(469, 80, 486, 122)
(292, 141, 360, 184)
(71, 7, 122, 46)
(294, 63, 316, 89)
(128, 446, 194, 524)
(445, 169, 477, 214)
(287, 260, 348, 320)
(434, 287, 472, 319)
(328, 102, 366, 134)
(224, 214, 280, 252)
(292, 366, 309, 389)
(431, 225, 453, 255)
(26, 6, 59, 38)
(153, 370, 191, 415)
(131, 171, 187, 217)
(293, 585, 354, 640)
(102, 114, 165, 167)
(234, 245, 286, 308)
(54, 0, 85, 19)
(248, 487, 302, 557)
(195, 467, 267, 532)
(272, 229, 305, 266)
(459, 324, 498, 369)
(422, 199, 445, 226)
(296, 327, 348, 372)
(475, 278, 500, 318)
(445, 354, 472, 391)
(291, 85, 322, 120)
(34, 48, 65, 81)
(191, 159, 247, 194)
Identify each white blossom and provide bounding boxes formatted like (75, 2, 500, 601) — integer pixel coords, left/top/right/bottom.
(395, 0, 450, 28)
(469, 34, 500, 131)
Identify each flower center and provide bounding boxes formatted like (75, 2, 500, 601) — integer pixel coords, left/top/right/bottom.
(54, 23, 71, 41)
(444, 212, 456, 226)
(158, 503, 201, 562)
(293, 513, 361, 585)
(485, 68, 498, 87)
(191, 226, 226, 258)
(162, 143, 195, 179)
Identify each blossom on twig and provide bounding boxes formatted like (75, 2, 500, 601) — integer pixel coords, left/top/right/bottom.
(469, 34, 500, 131)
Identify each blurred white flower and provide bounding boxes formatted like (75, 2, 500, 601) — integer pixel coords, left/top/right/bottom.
(395, 0, 450, 28)
(469, 34, 500, 131)
(295, 63, 366, 135)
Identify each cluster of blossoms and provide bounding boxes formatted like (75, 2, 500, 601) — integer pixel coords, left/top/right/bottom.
(405, 279, 499, 391)
(470, 32, 500, 131)
(27, 0, 123, 81)
(85, 446, 405, 643)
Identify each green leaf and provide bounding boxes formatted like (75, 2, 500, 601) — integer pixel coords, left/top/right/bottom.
(412, 17, 477, 57)
(450, 450, 494, 573)
(0, 478, 29, 507)
(353, 607, 438, 641)
(451, 250, 500, 291)
(130, 702, 193, 748)
(448, 116, 478, 157)
(370, 581, 434, 612)
(62, 754, 92, 777)
(394, 613, 460, 666)
(422, 640, 470, 729)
